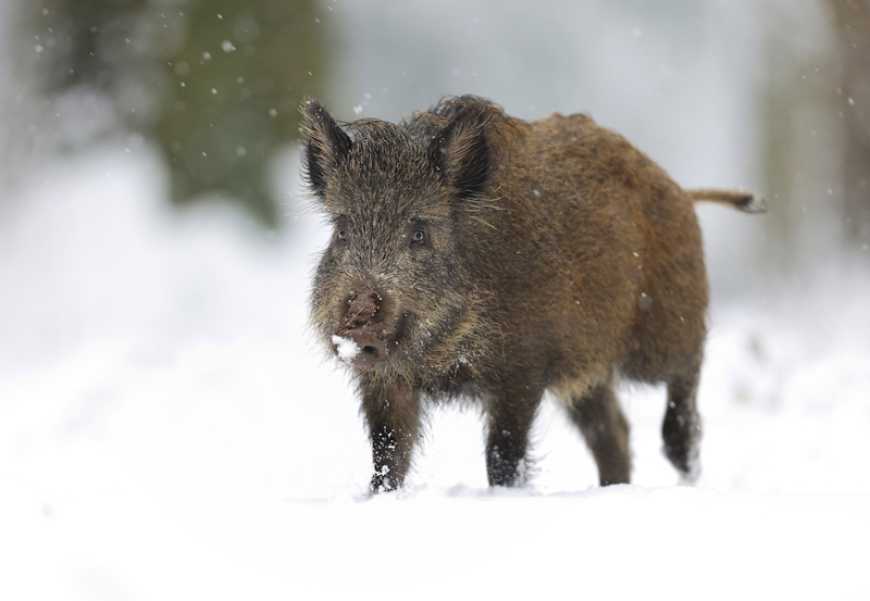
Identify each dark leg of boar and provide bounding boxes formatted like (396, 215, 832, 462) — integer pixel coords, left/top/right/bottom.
(662, 367, 702, 482)
(567, 384, 632, 486)
(360, 378, 420, 493)
(484, 383, 544, 487)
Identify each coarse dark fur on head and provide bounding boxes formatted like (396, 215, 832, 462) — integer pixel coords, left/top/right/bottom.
(302, 95, 763, 493)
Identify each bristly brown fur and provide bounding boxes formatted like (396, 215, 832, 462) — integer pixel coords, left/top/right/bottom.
(301, 95, 761, 493)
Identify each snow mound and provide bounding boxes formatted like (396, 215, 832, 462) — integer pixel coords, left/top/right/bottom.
(331, 334, 361, 362)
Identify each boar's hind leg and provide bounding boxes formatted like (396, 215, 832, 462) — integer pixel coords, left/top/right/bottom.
(360, 379, 421, 493)
(662, 368, 702, 482)
(566, 384, 631, 486)
(484, 386, 544, 487)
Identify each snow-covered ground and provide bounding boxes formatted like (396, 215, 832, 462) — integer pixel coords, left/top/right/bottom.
(1, 147, 869, 600)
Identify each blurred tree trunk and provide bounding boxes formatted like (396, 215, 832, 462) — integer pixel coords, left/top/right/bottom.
(28, 0, 328, 228)
(759, 40, 801, 273)
(758, 2, 869, 270)
(828, 0, 870, 249)
(757, 16, 830, 273)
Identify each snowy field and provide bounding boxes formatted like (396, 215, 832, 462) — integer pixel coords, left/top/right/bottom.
(2, 147, 869, 600)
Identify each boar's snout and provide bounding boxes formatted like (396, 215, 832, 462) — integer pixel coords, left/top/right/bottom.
(334, 287, 400, 366)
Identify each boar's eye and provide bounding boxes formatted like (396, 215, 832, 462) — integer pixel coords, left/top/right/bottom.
(334, 217, 349, 243)
(410, 223, 428, 247)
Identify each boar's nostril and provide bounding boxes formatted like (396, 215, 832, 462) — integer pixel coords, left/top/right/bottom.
(347, 314, 368, 329)
(343, 290, 383, 329)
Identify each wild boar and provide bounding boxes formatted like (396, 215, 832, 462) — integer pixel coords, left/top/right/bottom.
(302, 95, 763, 492)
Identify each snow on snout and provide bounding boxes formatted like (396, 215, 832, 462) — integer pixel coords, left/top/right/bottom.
(331, 335, 361, 363)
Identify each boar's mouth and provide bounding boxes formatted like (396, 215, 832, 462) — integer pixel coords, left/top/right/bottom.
(333, 312, 413, 369)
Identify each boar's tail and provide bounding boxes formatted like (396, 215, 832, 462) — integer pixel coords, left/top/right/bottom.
(686, 188, 767, 214)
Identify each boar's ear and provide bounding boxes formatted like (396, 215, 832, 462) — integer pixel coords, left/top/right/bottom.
(429, 106, 491, 199)
(300, 98, 352, 197)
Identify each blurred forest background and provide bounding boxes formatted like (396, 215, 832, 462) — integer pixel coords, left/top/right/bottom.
(0, 0, 867, 284)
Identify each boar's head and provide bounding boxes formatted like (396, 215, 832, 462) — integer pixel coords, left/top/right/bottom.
(302, 98, 496, 377)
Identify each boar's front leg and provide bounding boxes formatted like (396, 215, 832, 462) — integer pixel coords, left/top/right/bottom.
(360, 377, 420, 493)
(484, 383, 544, 487)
